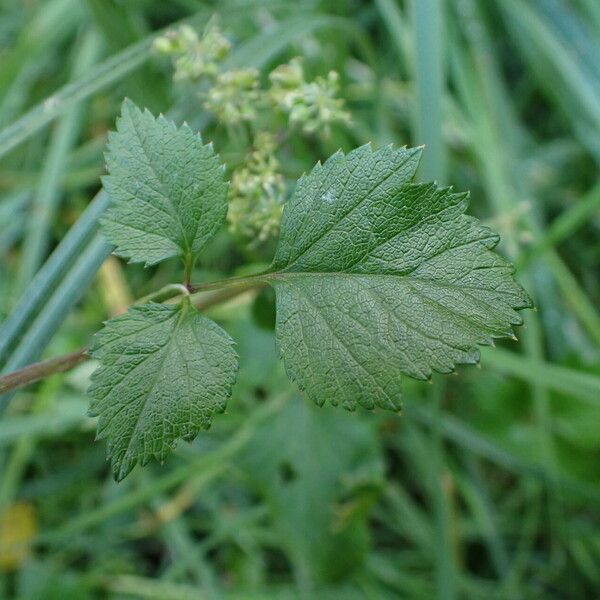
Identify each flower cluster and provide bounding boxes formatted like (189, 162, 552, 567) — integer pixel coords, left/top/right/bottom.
(152, 24, 231, 81)
(153, 26, 351, 246)
(204, 68, 260, 124)
(227, 133, 285, 244)
(269, 58, 350, 135)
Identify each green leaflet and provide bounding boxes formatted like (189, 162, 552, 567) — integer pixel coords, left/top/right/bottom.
(88, 300, 238, 481)
(101, 98, 227, 267)
(269, 144, 532, 411)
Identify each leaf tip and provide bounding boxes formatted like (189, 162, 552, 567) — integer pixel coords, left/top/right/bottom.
(120, 96, 135, 111)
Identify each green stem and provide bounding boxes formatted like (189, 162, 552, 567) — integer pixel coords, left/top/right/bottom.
(136, 283, 190, 305)
(0, 279, 263, 396)
(136, 273, 270, 305)
(189, 272, 270, 293)
(183, 254, 194, 289)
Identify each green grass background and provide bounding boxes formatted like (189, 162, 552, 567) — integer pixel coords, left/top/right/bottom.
(0, 0, 599, 598)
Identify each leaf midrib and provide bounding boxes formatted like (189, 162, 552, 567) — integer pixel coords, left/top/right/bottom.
(127, 107, 192, 256)
(266, 271, 522, 300)
(277, 150, 417, 271)
(116, 309, 180, 477)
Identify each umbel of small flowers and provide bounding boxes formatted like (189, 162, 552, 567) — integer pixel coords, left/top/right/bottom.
(153, 23, 351, 245)
(152, 23, 231, 80)
(227, 132, 285, 245)
(269, 57, 350, 136)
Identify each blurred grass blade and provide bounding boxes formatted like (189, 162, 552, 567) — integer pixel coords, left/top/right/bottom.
(0, 191, 29, 258)
(429, 385, 457, 600)
(453, 465, 511, 583)
(453, 2, 600, 345)
(482, 347, 600, 407)
(576, 0, 600, 30)
(105, 576, 210, 600)
(409, 0, 446, 182)
(542, 251, 600, 346)
(519, 181, 600, 267)
(408, 402, 600, 501)
(535, 0, 600, 85)
(227, 15, 366, 70)
(0, 233, 110, 412)
(0, 10, 209, 160)
(0, 398, 86, 447)
(409, 3, 452, 596)
(375, 0, 411, 63)
(15, 30, 103, 295)
(38, 395, 283, 541)
(499, 0, 600, 163)
(0, 38, 144, 161)
(0, 0, 83, 113)
(0, 191, 110, 366)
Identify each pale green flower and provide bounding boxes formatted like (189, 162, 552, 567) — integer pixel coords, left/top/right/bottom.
(204, 69, 261, 124)
(153, 24, 231, 81)
(228, 133, 285, 244)
(269, 58, 350, 136)
(269, 57, 304, 100)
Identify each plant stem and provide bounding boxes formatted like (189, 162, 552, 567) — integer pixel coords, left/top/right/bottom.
(137, 273, 270, 305)
(188, 272, 270, 293)
(0, 283, 258, 396)
(136, 283, 190, 305)
(0, 349, 89, 395)
(183, 254, 194, 289)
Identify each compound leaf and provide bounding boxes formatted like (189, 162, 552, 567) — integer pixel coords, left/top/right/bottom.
(269, 144, 531, 411)
(101, 98, 227, 267)
(88, 300, 238, 481)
